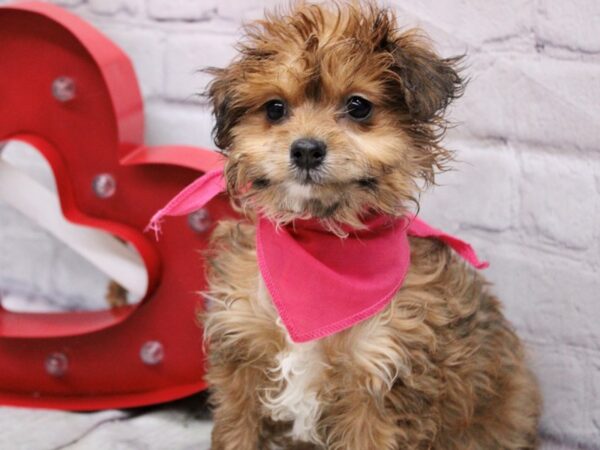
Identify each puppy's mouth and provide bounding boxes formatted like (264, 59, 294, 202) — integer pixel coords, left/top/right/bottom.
(252, 172, 378, 191)
(250, 170, 324, 190)
(299, 171, 317, 186)
(248, 173, 380, 220)
(292, 168, 326, 186)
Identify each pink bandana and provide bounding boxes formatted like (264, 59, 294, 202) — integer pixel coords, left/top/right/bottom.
(148, 168, 488, 343)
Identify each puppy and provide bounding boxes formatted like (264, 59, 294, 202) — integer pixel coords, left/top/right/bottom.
(202, 3, 541, 449)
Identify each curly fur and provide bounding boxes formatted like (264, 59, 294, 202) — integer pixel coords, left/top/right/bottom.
(201, 2, 541, 449)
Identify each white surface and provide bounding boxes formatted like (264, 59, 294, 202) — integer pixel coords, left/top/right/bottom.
(0, 0, 598, 447)
(0, 395, 213, 450)
(0, 402, 582, 450)
(0, 156, 147, 298)
(0, 142, 115, 311)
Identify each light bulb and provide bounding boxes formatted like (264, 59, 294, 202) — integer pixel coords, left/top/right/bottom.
(140, 340, 164, 366)
(45, 352, 68, 377)
(92, 173, 116, 198)
(188, 208, 212, 233)
(52, 76, 76, 102)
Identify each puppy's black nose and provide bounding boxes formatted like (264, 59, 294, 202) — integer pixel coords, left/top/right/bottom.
(290, 138, 327, 170)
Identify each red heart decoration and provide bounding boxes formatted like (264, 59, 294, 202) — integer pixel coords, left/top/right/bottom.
(0, 1, 235, 410)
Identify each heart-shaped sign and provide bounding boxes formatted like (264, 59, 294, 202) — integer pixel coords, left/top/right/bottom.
(0, 1, 235, 410)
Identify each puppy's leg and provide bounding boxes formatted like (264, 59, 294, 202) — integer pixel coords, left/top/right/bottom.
(209, 363, 263, 450)
(322, 388, 399, 450)
(319, 323, 403, 450)
(204, 220, 282, 449)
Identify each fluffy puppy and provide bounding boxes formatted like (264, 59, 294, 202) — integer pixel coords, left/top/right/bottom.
(202, 2, 541, 449)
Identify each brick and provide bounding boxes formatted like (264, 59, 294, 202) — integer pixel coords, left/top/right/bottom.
(595, 173, 600, 268)
(164, 32, 238, 102)
(540, 440, 585, 450)
(520, 152, 596, 249)
(465, 242, 526, 332)
(390, 0, 535, 53)
(146, 0, 218, 21)
(101, 26, 165, 98)
(145, 101, 216, 150)
(536, 0, 600, 54)
(529, 343, 592, 443)
(590, 355, 600, 441)
(451, 55, 600, 152)
(48, 0, 85, 6)
(216, 0, 282, 22)
(512, 59, 600, 118)
(420, 142, 518, 232)
(89, 0, 141, 16)
(484, 250, 600, 351)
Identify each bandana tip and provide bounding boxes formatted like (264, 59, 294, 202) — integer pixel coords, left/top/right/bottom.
(144, 216, 164, 241)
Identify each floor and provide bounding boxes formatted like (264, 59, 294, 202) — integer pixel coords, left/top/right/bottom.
(0, 392, 577, 450)
(0, 394, 213, 450)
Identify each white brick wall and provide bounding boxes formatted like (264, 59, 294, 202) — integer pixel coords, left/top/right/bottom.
(0, 0, 598, 446)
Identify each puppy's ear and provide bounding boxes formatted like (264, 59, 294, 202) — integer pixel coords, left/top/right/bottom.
(382, 31, 465, 122)
(204, 67, 245, 152)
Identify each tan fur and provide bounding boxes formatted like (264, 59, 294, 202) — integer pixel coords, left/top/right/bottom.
(202, 2, 541, 449)
(105, 280, 127, 308)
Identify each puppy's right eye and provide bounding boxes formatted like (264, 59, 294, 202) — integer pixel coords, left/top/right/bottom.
(265, 100, 286, 122)
(346, 96, 372, 121)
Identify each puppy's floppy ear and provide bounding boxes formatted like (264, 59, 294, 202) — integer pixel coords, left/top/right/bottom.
(204, 67, 246, 152)
(382, 31, 465, 122)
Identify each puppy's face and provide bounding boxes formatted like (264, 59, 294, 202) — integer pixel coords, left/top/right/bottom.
(207, 3, 463, 227)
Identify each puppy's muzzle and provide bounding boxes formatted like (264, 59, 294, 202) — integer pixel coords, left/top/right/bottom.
(290, 138, 327, 170)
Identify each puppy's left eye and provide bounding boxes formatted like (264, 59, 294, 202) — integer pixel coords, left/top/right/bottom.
(346, 96, 372, 121)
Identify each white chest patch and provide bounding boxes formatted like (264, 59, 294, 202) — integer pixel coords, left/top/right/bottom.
(257, 268, 326, 444)
(263, 336, 326, 444)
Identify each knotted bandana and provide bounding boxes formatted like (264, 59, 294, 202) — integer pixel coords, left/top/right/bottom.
(148, 168, 488, 342)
